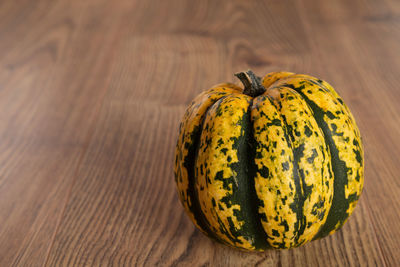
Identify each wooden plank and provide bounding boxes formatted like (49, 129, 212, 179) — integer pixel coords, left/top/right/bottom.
(0, 0, 128, 265)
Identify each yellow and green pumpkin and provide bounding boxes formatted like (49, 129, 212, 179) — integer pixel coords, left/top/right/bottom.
(174, 70, 364, 251)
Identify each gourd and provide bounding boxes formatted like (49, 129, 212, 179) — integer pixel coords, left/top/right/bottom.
(174, 70, 364, 250)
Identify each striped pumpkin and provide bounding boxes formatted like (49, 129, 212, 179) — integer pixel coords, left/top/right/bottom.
(174, 70, 364, 250)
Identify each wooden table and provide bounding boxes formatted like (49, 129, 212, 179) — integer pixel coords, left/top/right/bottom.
(1, 0, 398, 266)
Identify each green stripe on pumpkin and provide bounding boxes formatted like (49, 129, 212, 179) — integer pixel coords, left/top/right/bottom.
(194, 94, 270, 250)
(273, 77, 363, 238)
(274, 87, 333, 245)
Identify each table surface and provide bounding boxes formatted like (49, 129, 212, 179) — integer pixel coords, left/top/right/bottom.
(1, 0, 399, 266)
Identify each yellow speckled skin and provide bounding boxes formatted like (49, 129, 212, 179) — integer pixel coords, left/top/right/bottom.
(252, 87, 334, 248)
(269, 75, 364, 237)
(174, 84, 241, 233)
(276, 88, 333, 244)
(251, 95, 299, 246)
(174, 71, 364, 250)
(195, 94, 254, 249)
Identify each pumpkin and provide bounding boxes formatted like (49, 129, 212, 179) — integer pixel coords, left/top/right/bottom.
(174, 70, 364, 250)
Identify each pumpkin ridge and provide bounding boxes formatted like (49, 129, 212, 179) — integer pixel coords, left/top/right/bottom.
(178, 92, 233, 245)
(285, 83, 359, 239)
(251, 94, 298, 248)
(243, 99, 273, 250)
(275, 102, 306, 247)
(273, 87, 335, 245)
(175, 86, 241, 230)
(271, 98, 308, 248)
(189, 95, 232, 244)
(195, 95, 243, 246)
(195, 94, 273, 249)
(296, 92, 349, 238)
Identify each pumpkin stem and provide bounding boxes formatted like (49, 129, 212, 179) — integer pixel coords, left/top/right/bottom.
(234, 70, 266, 97)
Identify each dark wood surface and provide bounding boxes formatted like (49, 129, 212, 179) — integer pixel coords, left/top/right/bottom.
(0, 0, 399, 266)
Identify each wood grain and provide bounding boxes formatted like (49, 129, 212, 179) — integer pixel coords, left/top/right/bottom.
(0, 0, 398, 266)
